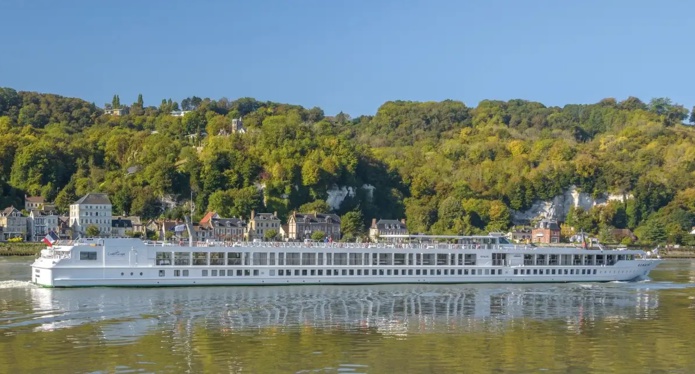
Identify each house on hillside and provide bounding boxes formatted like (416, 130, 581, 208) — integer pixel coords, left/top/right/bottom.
(28, 210, 59, 242)
(0, 207, 27, 240)
(532, 219, 560, 244)
(69, 193, 112, 238)
(287, 211, 341, 241)
(246, 210, 281, 241)
(369, 218, 408, 242)
(199, 212, 246, 242)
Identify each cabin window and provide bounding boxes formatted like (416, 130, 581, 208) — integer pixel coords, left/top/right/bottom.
(549, 254, 559, 265)
(182, 270, 189, 276)
(311, 269, 316, 276)
(394, 253, 406, 265)
(334, 253, 347, 265)
(193, 252, 208, 265)
(379, 253, 392, 265)
(286, 253, 300, 265)
(254, 270, 259, 276)
(202, 270, 208, 276)
(302, 253, 316, 265)
(278, 252, 285, 265)
(279, 269, 284, 276)
(228, 252, 242, 266)
(209, 252, 224, 265)
(593, 269, 597, 274)
(422, 254, 435, 265)
(349, 253, 362, 265)
(159, 270, 165, 277)
(80, 251, 97, 260)
(514, 269, 518, 275)
(492, 253, 506, 266)
(437, 254, 448, 265)
(326, 253, 332, 266)
(409, 269, 413, 275)
(573, 255, 582, 265)
(156, 252, 172, 265)
(174, 270, 181, 277)
(318, 270, 323, 276)
(294, 270, 300, 276)
(254, 252, 268, 265)
(349, 269, 354, 276)
(523, 254, 534, 265)
(211, 270, 217, 276)
(394, 269, 399, 275)
(536, 254, 546, 265)
(174, 252, 190, 266)
(464, 254, 476, 266)
(317, 252, 324, 266)
(457, 254, 464, 265)
(237, 270, 243, 276)
(221, 270, 226, 276)
(270, 270, 276, 276)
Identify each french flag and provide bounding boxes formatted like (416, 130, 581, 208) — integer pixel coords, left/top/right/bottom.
(43, 231, 59, 247)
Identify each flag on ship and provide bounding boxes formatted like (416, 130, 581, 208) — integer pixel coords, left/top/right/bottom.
(43, 231, 59, 246)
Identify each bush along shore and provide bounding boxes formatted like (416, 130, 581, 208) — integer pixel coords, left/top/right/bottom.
(0, 243, 45, 256)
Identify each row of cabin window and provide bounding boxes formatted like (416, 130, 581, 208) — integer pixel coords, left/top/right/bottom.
(163, 268, 506, 277)
(521, 254, 633, 266)
(514, 268, 598, 275)
(158, 267, 613, 278)
(155, 252, 478, 266)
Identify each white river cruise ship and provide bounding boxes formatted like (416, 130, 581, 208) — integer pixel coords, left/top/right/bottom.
(31, 235, 662, 287)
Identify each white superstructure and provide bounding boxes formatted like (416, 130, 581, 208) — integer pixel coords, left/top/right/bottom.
(31, 235, 662, 288)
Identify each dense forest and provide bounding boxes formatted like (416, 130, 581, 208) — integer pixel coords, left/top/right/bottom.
(1, 87, 695, 244)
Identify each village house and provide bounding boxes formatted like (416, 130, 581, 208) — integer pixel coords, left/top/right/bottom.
(369, 218, 408, 242)
(24, 195, 44, 211)
(199, 212, 246, 242)
(111, 217, 133, 237)
(287, 211, 341, 241)
(0, 207, 27, 240)
(532, 219, 561, 244)
(246, 210, 281, 241)
(69, 193, 113, 238)
(507, 228, 532, 243)
(28, 210, 59, 242)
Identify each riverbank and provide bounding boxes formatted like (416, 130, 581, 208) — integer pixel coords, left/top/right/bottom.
(660, 250, 695, 259)
(0, 243, 44, 256)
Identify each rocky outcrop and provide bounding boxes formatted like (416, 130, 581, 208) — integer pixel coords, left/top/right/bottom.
(512, 186, 630, 224)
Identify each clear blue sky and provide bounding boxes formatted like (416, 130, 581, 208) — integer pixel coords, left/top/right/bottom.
(2, 0, 693, 116)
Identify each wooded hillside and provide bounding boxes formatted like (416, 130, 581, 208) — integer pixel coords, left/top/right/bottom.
(1, 87, 694, 244)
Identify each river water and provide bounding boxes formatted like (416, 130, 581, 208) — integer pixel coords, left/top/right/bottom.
(1, 258, 694, 373)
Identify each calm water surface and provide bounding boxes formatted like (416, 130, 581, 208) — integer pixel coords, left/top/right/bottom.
(1, 258, 694, 373)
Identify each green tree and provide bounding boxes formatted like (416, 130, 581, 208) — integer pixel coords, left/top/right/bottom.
(340, 210, 364, 239)
(264, 229, 278, 241)
(112, 94, 121, 109)
(298, 200, 331, 213)
(311, 230, 326, 241)
(85, 225, 100, 237)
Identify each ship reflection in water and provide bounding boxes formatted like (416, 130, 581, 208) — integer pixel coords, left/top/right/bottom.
(22, 282, 661, 342)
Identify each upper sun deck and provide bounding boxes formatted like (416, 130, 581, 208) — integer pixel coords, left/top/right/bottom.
(42, 235, 647, 257)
